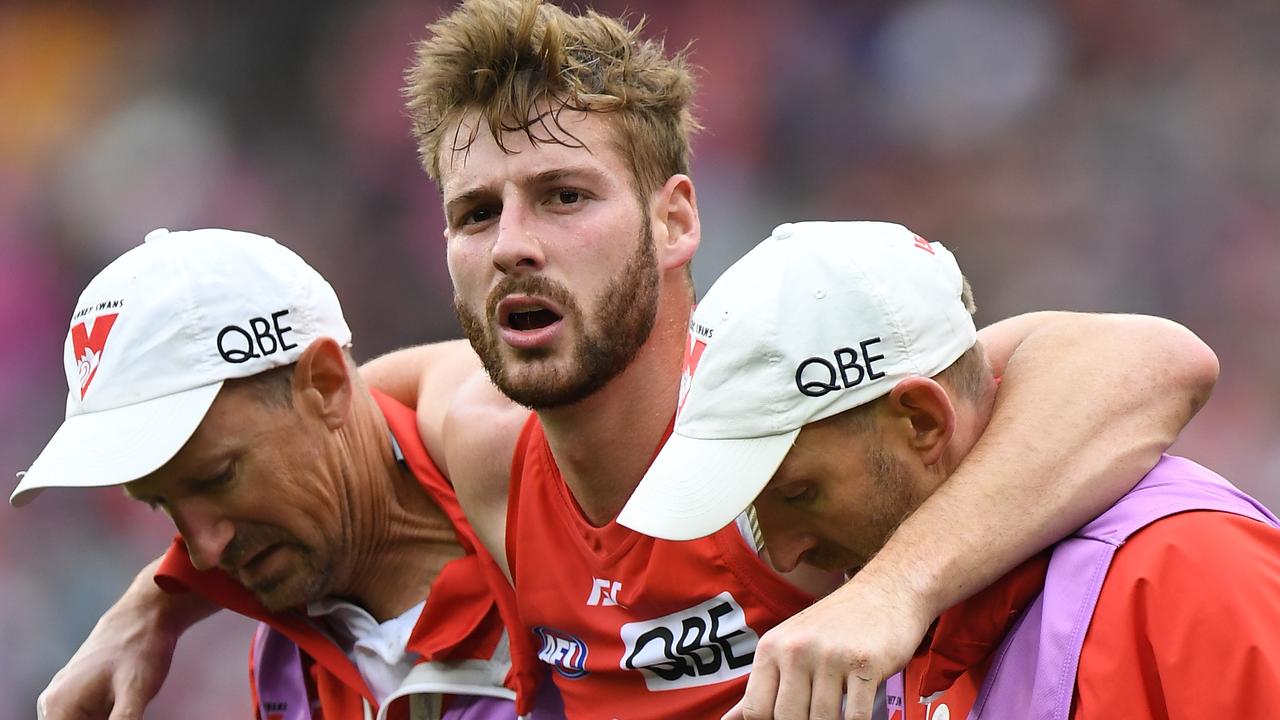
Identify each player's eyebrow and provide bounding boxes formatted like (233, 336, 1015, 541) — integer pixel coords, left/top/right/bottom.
(525, 165, 610, 188)
(445, 187, 492, 216)
(446, 165, 611, 207)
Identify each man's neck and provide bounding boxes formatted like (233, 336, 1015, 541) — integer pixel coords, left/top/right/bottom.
(537, 293, 691, 527)
(938, 382, 1000, 485)
(335, 391, 463, 621)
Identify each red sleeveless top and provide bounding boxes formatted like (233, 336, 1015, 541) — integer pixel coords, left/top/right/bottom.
(507, 414, 815, 718)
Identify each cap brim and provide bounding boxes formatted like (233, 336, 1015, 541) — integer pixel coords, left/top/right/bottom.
(617, 428, 800, 541)
(11, 381, 225, 506)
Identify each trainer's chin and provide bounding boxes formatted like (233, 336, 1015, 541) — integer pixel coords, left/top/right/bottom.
(244, 556, 325, 609)
(247, 568, 321, 612)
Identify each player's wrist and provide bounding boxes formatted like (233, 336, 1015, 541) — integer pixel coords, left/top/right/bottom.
(850, 545, 945, 630)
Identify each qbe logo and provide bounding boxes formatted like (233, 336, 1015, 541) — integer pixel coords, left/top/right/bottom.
(619, 592, 757, 691)
(534, 626, 589, 679)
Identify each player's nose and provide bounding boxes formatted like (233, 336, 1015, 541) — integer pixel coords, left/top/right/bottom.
(492, 202, 545, 274)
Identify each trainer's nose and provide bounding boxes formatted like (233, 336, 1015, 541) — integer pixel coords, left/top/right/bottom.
(168, 499, 235, 571)
(762, 528, 820, 574)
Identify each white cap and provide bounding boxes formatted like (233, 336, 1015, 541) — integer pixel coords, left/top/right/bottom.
(617, 221, 976, 541)
(11, 228, 351, 506)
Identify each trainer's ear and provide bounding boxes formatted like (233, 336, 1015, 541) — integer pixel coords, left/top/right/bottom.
(292, 338, 353, 430)
(650, 173, 700, 273)
(884, 377, 955, 467)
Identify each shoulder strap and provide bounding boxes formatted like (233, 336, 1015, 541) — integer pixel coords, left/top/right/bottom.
(973, 456, 1278, 720)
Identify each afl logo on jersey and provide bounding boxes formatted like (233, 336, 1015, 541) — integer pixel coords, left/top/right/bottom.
(534, 626, 590, 679)
(619, 592, 757, 691)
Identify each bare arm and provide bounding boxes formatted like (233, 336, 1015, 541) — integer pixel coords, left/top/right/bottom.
(39, 557, 217, 720)
(731, 311, 1218, 720)
(359, 340, 482, 476)
(893, 311, 1216, 609)
(440, 371, 531, 581)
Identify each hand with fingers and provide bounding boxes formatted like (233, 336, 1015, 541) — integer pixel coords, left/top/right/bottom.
(37, 558, 216, 720)
(723, 573, 931, 720)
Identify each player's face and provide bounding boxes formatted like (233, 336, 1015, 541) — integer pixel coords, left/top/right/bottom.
(125, 383, 345, 611)
(752, 414, 924, 578)
(441, 110, 661, 408)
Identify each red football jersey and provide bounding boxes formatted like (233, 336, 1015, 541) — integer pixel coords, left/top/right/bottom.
(507, 415, 815, 718)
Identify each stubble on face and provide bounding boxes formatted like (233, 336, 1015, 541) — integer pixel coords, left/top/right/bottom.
(454, 217, 660, 409)
(221, 520, 334, 612)
(807, 445, 918, 576)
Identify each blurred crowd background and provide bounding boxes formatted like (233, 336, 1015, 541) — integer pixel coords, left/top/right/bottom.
(3, 0, 1278, 716)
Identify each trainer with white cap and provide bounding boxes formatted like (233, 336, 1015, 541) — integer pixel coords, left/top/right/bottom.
(16, 228, 550, 720)
(620, 221, 1280, 720)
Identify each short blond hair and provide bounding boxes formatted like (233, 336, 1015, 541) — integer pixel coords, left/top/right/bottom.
(405, 0, 700, 200)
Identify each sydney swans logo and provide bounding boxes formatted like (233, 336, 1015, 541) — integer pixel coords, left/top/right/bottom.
(71, 313, 119, 398)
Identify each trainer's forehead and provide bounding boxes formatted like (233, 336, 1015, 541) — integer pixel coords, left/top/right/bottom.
(772, 415, 868, 482)
(126, 386, 259, 493)
(438, 108, 628, 198)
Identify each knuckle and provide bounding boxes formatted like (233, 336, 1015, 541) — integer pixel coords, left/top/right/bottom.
(777, 636, 808, 655)
(756, 632, 782, 652)
(843, 649, 874, 673)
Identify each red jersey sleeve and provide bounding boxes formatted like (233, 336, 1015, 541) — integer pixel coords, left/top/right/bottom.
(1075, 510, 1280, 718)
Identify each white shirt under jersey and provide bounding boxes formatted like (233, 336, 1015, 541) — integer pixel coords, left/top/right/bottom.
(308, 597, 427, 704)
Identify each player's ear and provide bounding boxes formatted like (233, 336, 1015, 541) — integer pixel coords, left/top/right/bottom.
(650, 174, 700, 273)
(292, 338, 353, 430)
(884, 377, 955, 467)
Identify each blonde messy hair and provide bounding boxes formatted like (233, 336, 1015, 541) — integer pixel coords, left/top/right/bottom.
(404, 0, 700, 200)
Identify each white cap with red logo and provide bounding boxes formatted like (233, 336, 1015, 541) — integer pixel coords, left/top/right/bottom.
(617, 221, 976, 541)
(11, 228, 351, 506)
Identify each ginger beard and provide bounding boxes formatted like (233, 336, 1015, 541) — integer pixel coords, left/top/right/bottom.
(455, 218, 660, 409)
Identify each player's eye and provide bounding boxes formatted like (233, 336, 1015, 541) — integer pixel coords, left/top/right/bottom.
(460, 205, 498, 227)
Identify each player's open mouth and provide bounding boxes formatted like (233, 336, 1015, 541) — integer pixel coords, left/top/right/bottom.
(507, 307, 561, 330)
(496, 296, 565, 348)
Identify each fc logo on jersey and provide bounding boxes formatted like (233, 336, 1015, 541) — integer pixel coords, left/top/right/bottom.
(619, 592, 757, 691)
(70, 313, 119, 398)
(534, 626, 590, 679)
(587, 578, 623, 607)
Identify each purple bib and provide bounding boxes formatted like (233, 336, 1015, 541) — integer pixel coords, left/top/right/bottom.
(888, 455, 1279, 720)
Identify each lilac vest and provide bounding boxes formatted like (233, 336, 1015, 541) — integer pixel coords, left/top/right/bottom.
(888, 455, 1279, 720)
